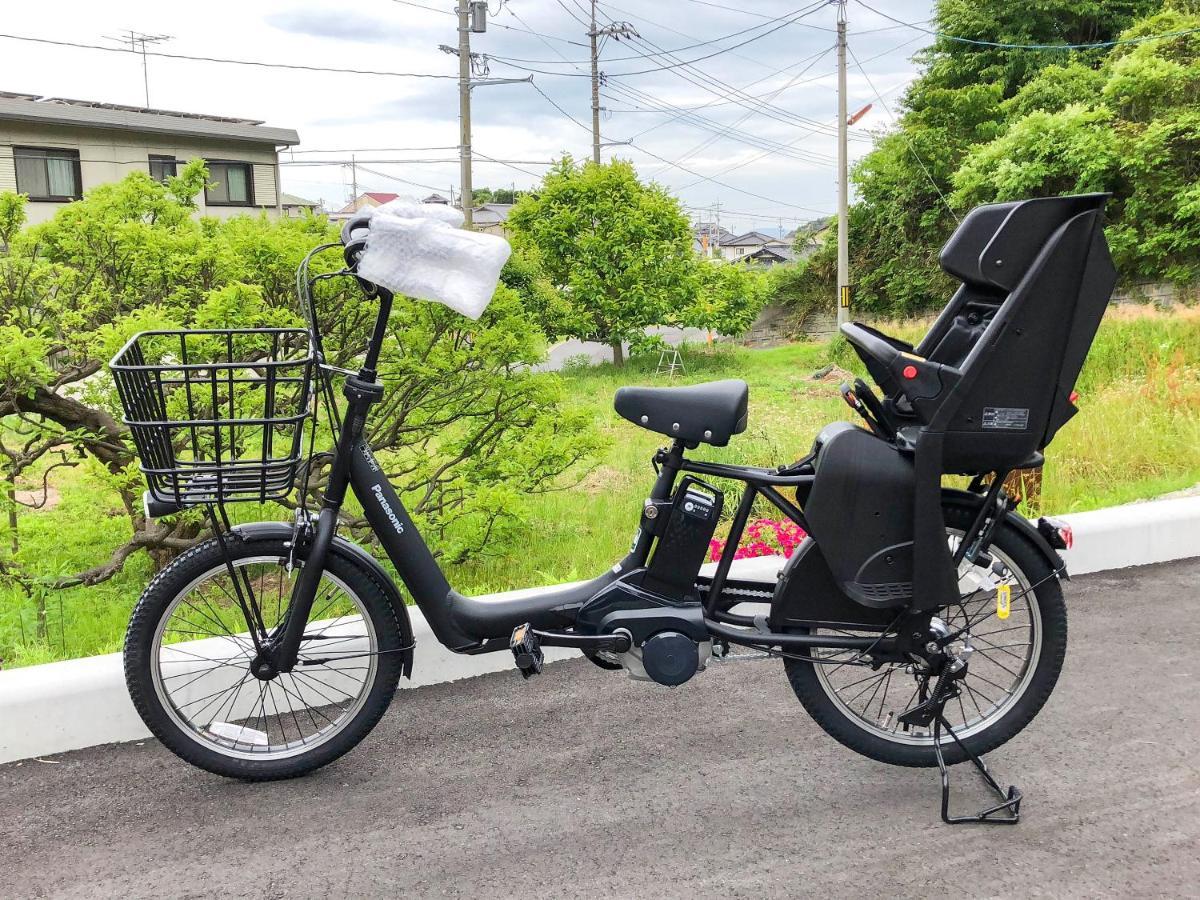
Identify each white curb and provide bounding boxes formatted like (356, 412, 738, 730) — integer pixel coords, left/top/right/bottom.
(2, 495, 1199, 765)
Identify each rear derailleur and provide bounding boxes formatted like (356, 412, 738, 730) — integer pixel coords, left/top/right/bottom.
(899, 645, 1022, 825)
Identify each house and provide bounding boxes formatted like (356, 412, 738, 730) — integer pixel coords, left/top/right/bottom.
(280, 192, 321, 218)
(0, 92, 299, 224)
(737, 244, 796, 267)
(422, 192, 451, 204)
(720, 230, 790, 259)
(472, 202, 512, 235)
(330, 191, 401, 221)
(785, 216, 833, 260)
(692, 223, 733, 257)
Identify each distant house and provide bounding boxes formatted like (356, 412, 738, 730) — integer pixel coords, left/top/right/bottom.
(721, 230, 790, 259)
(330, 191, 401, 221)
(785, 216, 834, 260)
(281, 192, 320, 218)
(0, 91, 299, 224)
(472, 202, 512, 235)
(737, 245, 796, 267)
(692, 223, 733, 257)
(422, 192, 451, 204)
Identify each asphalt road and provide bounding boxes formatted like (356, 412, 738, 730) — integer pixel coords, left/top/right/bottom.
(3, 559, 1198, 899)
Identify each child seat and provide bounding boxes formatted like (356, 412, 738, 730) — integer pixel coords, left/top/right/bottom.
(842, 193, 1116, 474)
(808, 194, 1116, 611)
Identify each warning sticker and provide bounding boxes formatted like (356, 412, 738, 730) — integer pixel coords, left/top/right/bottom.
(982, 407, 1030, 430)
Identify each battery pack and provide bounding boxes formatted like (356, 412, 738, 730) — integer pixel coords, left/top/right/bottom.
(641, 477, 723, 601)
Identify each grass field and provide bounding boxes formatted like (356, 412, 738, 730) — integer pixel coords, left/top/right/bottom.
(1, 305, 1197, 668)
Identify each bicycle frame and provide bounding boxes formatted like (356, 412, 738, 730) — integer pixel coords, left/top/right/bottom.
(268, 287, 900, 673)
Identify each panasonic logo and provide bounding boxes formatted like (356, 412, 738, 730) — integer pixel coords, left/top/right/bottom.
(371, 483, 405, 535)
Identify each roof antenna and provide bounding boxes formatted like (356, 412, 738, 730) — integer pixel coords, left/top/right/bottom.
(102, 30, 173, 109)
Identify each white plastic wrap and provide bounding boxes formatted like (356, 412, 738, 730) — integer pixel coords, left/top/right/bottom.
(355, 202, 511, 320)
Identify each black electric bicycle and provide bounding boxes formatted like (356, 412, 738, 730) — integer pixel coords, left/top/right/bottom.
(114, 194, 1116, 824)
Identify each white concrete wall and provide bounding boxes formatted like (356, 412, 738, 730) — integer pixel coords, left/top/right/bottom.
(2, 496, 1198, 764)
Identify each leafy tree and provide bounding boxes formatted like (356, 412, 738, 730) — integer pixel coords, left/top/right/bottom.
(951, 6, 1200, 283)
(506, 158, 696, 365)
(845, 0, 1159, 312)
(472, 186, 521, 205)
(685, 261, 768, 337)
(0, 164, 596, 611)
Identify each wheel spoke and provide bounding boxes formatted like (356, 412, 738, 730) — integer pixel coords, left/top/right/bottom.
(151, 554, 379, 761)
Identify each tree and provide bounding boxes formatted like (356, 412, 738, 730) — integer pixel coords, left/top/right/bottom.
(685, 261, 768, 337)
(951, 6, 1200, 283)
(0, 164, 597, 618)
(506, 158, 696, 365)
(845, 0, 1159, 313)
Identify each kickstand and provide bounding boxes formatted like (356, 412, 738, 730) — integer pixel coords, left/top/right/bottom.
(931, 707, 1022, 825)
(899, 661, 1022, 825)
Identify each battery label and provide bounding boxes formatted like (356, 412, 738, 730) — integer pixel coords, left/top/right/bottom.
(982, 407, 1030, 430)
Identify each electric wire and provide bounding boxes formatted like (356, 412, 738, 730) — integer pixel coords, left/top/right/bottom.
(490, 1, 829, 77)
(0, 31, 458, 78)
(846, 42, 959, 221)
(854, 0, 1200, 50)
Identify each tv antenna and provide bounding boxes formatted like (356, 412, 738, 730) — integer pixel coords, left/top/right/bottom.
(104, 30, 173, 108)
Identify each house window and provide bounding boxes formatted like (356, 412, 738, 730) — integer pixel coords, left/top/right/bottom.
(204, 161, 253, 206)
(149, 155, 178, 182)
(13, 147, 82, 201)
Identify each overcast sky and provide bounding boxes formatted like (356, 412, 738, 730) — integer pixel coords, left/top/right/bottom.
(1, 0, 935, 236)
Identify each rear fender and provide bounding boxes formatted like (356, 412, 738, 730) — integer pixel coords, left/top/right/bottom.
(939, 489, 1069, 580)
(234, 521, 415, 678)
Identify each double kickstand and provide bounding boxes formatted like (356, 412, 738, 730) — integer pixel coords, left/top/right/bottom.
(899, 662, 1022, 825)
(931, 712, 1022, 824)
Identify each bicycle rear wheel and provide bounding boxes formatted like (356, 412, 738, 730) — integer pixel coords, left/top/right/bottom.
(784, 504, 1067, 767)
(124, 533, 404, 780)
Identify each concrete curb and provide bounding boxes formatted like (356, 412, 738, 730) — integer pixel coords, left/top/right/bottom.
(3, 495, 1199, 764)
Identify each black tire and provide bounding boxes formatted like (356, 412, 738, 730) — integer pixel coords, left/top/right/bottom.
(124, 534, 404, 780)
(784, 505, 1067, 767)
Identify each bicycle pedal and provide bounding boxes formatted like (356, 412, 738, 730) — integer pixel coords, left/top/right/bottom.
(510, 623, 543, 679)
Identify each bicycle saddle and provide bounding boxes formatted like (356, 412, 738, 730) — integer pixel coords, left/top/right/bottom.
(614, 379, 749, 446)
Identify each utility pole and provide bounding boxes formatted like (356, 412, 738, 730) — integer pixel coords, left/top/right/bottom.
(590, 2, 601, 164)
(836, 1, 850, 327)
(713, 199, 722, 259)
(457, 2, 474, 227)
(441, 4, 528, 228)
(587, 6, 638, 164)
(351, 154, 358, 207)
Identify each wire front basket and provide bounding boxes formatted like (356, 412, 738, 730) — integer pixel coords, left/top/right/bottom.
(111, 328, 315, 509)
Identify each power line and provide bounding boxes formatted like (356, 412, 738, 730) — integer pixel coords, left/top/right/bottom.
(0, 31, 458, 78)
(280, 158, 557, 166)
(624, 140, 832, 215)
(389, 0, 590, 47)
(846, 42, 958, 222)
(602, 80, 836, 164)
(644, 44, 836, 175)
(618, 31, 859, 141)
(854, 1, 1200, 50)
(495, 2, 828, 64)
(354, 163, 448, 194)
(680, 0, 930, 34)
(489, 2, 828, 77)
(287, 146, 459, 154)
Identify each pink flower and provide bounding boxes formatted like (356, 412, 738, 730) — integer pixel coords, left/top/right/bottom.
(708, 518, 807, 562)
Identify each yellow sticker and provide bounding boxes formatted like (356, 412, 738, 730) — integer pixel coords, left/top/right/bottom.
(996, 583, 1011, 620)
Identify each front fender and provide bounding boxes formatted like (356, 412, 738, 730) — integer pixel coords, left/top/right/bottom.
(939, 489, 1069, 580)
(234, 521, 415, 677)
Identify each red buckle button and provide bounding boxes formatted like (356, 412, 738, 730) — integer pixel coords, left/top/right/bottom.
(902, 364, 918, 379)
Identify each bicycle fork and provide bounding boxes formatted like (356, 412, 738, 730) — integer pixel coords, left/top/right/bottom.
(271, 373, 383, 673)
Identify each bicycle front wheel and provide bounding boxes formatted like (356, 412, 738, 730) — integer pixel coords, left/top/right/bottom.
(124, 533, 404, 780)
